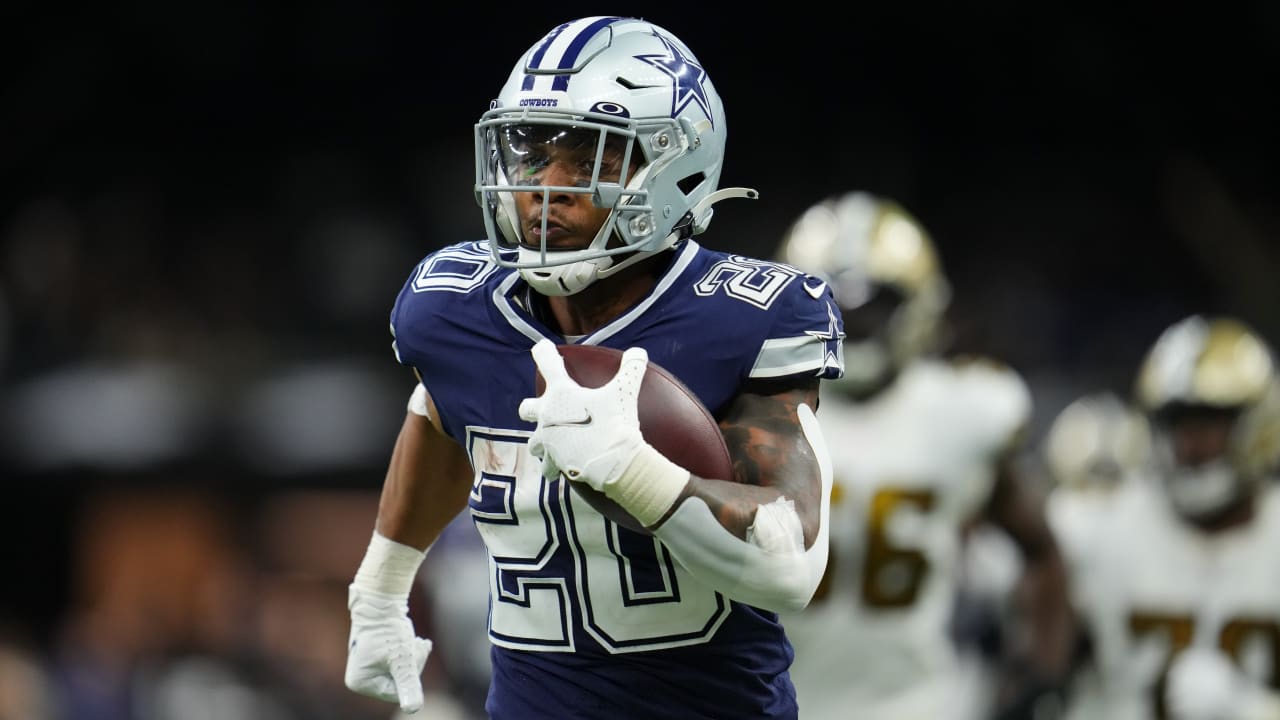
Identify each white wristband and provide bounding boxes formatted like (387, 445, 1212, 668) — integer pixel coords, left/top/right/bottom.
(353, 531, 428, 596)
(604, 444, 690, 528)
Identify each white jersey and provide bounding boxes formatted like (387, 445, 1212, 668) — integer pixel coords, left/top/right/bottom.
(781, 357, 1030, 720)
(1045, 482, 1128, 720)
(1060, 478, 1280, 720)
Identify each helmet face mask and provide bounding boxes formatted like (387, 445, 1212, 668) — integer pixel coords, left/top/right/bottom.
(835, 282, 906, 395)
(474, 17, 731, 295)
(1151, 404, 1246, 521)
(838, 283, 906, 342)
(478, 115, 656, 263)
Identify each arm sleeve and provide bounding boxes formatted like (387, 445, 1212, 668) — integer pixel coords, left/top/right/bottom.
(652, 403, 832, 613)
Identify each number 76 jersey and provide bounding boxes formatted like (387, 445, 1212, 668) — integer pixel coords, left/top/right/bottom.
(778, 357, 1031, 720)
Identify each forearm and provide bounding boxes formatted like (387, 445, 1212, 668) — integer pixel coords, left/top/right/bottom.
(1019, 548, 1076, 679)
(346, 397, 464, 713)
(654, 495, 828, 613)
(986, 457, 1076, 682)
(690, 382, 827, 544)
(674, 473, 812, 542)
(990, 549, 1078, 720)
(651, 403, 832, 613)
(375, 412, 474, 550)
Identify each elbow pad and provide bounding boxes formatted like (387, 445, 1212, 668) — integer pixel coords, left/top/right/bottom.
(652, 403, 832, 613)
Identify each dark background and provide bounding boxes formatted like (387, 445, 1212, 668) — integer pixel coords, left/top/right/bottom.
(1, 3, 1278, 718)
(8, 3, 1279, 379)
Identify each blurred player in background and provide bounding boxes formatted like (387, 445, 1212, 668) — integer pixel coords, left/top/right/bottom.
(1055, 314, 1280, 720)
(1044, 390, 1153, 587)
(774, 191, 1075, 720)
(1040, 390, 1151, 720)
(1044, 392, 1151, 494)
(1042, 390, 1152, 576)
(342, 16, 845, 720)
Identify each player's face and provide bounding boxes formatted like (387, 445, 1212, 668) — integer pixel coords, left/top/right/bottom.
(1161, 405, 1235, 468)
(838, 281, 905, 344)
(499, 125, 638, 251)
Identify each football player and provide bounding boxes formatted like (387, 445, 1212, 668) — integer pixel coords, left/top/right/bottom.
(1040, 391, 1151, 720)
(1044, 391, 1151, 493)
(342, 17, 845, 720)
(1056, 315, 1280, 720)
(774, 192, 1075, 720)
(1043, 389, 1153, 577)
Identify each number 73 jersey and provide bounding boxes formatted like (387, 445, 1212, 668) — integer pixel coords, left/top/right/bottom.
(1060, 478, 1280, 720)
(778, 357, 1031, 720)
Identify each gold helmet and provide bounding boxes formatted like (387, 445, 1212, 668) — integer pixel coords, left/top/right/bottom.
(1043, 391, 1151, 492)
(1135, 314, 1280, 520)
(776, 192, 950, 396)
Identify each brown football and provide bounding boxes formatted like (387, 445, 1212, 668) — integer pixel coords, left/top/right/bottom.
(533, 344, 734, 535)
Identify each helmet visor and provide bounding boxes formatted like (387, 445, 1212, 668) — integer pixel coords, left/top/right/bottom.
(495, 123, 637, 190)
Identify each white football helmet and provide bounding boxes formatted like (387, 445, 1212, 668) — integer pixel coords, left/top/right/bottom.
(1135, 314, 1280, 521)
(1043, 391, 1150, 492)
(475, 16, 756, 296)
(776, 191, 951, 395)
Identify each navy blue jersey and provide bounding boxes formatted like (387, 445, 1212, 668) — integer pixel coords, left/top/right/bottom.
(390, 239, 843, 719)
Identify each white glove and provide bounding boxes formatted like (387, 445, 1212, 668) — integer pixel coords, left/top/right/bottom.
(519, 339, 689, 528)
(345, 585, 433, 714)
(1165, 646, 1280, 720)
(519, 339, 649, 490)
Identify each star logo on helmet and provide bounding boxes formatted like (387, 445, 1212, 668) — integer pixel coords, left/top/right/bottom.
(634, 34, 714, 128)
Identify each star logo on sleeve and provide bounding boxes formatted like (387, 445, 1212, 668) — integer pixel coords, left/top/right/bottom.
(806, 300, 846, 375)
(634, 33, 714, 128)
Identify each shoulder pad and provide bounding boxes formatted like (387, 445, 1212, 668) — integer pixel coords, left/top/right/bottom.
(941, 354, 1032, 452)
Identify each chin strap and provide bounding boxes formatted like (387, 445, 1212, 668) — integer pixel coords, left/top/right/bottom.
(690, 187, 759, 235)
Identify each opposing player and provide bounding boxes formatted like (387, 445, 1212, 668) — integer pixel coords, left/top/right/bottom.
(773, 191, 1075, 720)
(1044, 391, 1151, 494)
(1057, 314, 1280, 720)
(1043, 389, 1153, 575)
(1039, 391, 1151, 720)
(342, 17, 844, 719)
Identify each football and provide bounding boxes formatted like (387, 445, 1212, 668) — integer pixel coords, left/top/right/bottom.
(533, 344, 734, 535)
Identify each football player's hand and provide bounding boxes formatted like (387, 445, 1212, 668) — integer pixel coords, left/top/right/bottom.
(519, 338, 647, 491)
(345, 585, 433, 714)
(1165, 647, 1280, 720)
